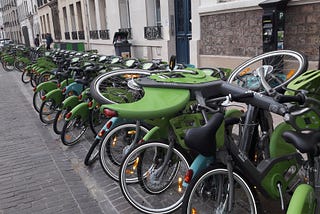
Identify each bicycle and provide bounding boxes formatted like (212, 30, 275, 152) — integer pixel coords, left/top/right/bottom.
(181, 71, 317, 213)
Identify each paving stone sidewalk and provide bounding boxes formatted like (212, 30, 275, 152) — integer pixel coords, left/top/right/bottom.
(0, 70, 143, 214)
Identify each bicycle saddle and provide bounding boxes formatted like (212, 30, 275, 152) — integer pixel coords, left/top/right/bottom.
(184, 113, 224, 157)
(282, 131, 320, 153)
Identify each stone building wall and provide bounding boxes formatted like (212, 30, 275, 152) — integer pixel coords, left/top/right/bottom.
(200, 3, 320, 61)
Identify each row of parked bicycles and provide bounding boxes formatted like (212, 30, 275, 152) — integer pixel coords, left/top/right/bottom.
(2, 44, 320, 213)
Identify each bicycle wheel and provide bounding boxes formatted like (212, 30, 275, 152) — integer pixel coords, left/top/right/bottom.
(14, 60, 26, 72)
(182, 166, 258, 214)
(228, 50, 307, 92)
(61, 117, 88, 146)
(30, 73, 39, 87)
(119, 141, 191, 214)
(53, 109, 69, 135)
(90, 69, 150, 104)
(39, 99, 58, 124)
(84, 138, 101, 166)
(88, 107, 108, 136)
(3, 61, 15, 71)
(37, 71, 52, 85)
(99, 123, 149, 181)
(32, 90, 45, 113)
(21, 70, 31, 83)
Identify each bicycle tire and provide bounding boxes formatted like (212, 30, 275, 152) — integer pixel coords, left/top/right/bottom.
(99, 123, 149, 181)
(32, 90, 45, 113)
(90, 69, 150, 104)
(60, 117, 88, 146)
(228, 50, 308, 92)
(30, 73, 38, 88)
(37, 71, 52, 85)
(84, 138, 101, 166)
(3, 61, 15, 71)
(14, 60, 26, 72)
(182, 165, 259, 214)
(119, 140, 192, 214)
(53, 109, 69, 135)
(21, 70, 31, 83)
(39, 99, 58, 124)
(88, 107, 108, 136)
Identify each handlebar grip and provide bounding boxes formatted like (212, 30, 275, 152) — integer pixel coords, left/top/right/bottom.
(231, 92, 254, 102)
(276, 93, 305, 105)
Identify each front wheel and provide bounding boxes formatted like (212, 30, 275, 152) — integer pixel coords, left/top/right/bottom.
(32, 90, 45, 113)
(228, 50, 308, 92)
(119, 141, 191, 214)
(182, 166, 259, 214)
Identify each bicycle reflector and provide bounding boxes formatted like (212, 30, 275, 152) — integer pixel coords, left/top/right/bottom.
(184, 169, 193, 183)
(106, 120, 113, 129)
(62, 87, 66, 93)
(57, 83, 61, 88)
(103, 108, 117, 117)
(65, 112, 72, 119)
(33, 87, 37, 92)
(98, 129, 105, 137)
(41, 95, 46, 101)
(88, 101, 93, 108)
(78, 94, 82, 100)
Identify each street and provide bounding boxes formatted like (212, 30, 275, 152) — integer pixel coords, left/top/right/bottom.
(0, 69, 143, 214)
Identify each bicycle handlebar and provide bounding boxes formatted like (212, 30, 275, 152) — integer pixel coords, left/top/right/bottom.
(275, 93, 305, 105)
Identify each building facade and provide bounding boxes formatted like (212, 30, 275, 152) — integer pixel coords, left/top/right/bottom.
(1, 0, 319, 68)
(17, 0, 40, 47)
(190, 0, 320, 69)
(0, 0, 22, 43)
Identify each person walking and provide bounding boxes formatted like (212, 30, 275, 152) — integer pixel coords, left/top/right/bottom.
(34, 34, 40, 47)
(45, 33, 53, 50)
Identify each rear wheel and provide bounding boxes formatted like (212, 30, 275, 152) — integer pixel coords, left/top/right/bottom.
(61, 117, 88, 146)
(53, 109, 69, 135)
(21, 70, 31, 83)
(32, 90, 45, 113)
(39, 99, 58, 124)
(3, 61, 15, 71)
(99, 123, 149, 181)
(119, 141, 191, 214)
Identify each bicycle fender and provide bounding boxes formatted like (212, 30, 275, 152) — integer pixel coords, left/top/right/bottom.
(286, 184, 315, 214)
(62, 95, 81, 110)
(182, 154, 214, 187)
(66, 102, 89, 121)
(60, 78, 74, 88)
(43, 88, 64, 104)
(65, 82, 83, 96)
(35, 81, 58, 93)
(94, 117, 128, 140)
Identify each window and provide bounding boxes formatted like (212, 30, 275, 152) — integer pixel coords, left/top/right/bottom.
(119, 0, 130, 28)
(76, 2, 84, 31)
(99, 0, 107, 29)
(88, 0, 97, 30)
(63, 6, 68, 32)
(146, 0, 161, 26)
(69, 4, 76, 31)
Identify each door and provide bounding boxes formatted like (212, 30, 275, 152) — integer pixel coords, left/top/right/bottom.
(175, 0, 191, 64)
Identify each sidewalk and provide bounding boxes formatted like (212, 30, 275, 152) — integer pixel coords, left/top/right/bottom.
(0, 70, 140, 214)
